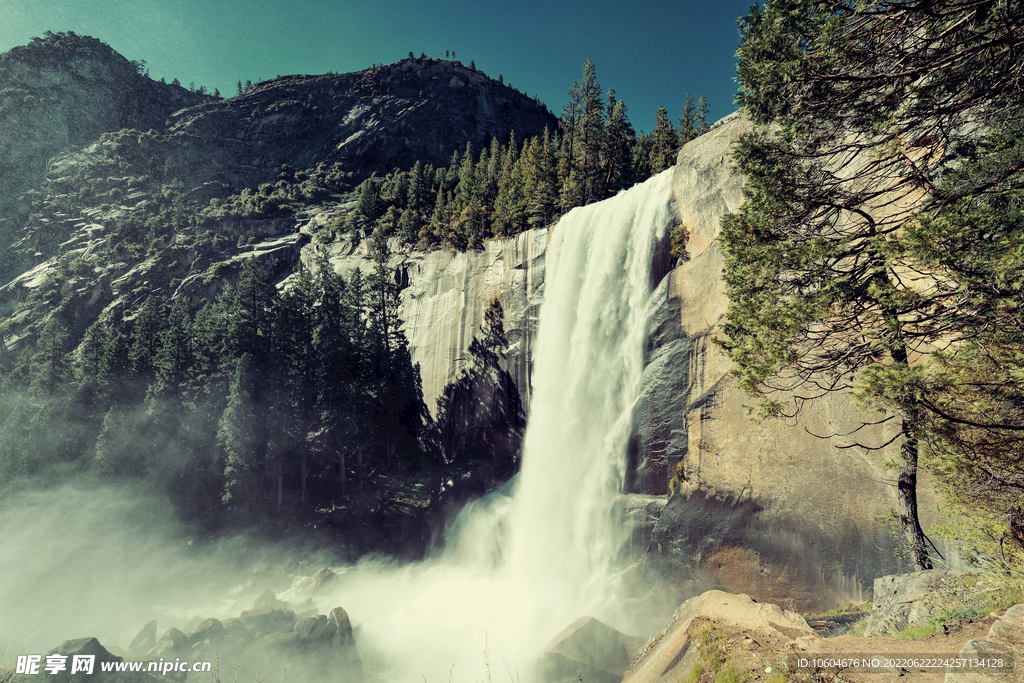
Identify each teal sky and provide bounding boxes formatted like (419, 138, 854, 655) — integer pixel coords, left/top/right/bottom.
(1, 0, 755, 133)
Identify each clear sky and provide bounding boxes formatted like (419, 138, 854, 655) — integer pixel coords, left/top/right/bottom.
(0, 0, 756, 133)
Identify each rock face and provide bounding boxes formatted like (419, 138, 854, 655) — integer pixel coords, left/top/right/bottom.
(0, 32, 211, 216)
(320, 226, 548, 417)
(166, 57, 556, 189)
(0, 38, 555, 344)
(630, 115, 959, 611)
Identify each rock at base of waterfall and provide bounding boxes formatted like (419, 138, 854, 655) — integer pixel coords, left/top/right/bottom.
(239, 606, 297, 636)
(296, 567, 337, 594)
(15, 637, 165, 683)
(252, 588, 289, 610)
(148, 627, 189, 658)
(189, 618, 225, 646)
(127, 619, 157, 653)
(534, 617, 645, 683)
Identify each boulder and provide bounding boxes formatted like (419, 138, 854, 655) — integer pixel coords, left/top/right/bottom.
(261, 631, 301, 649)
(148, 627, 190, 658)
(219, 617, 254, 648)
(535, 617, 645, 683)
(329, 606, 356, 649)
(239, 606, 296, 636)
(252, 588, 289, 609)
(296, 567, 337, 594)
(863, 571, 967, 637)
(47, 638, 119, 677)
(945, 604, 1024, 683)
(987, 603, 1024, 648)
(18, 637, 165, 683)
(127, 619, 157, 653)
(328, 606, 363, 675)
(189, 618, 225, 646)
(295, 615, 336, 645)
(622, 590, 815, 683)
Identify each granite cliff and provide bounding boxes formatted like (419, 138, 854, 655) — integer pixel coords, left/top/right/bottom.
(320, 115, 961, 611)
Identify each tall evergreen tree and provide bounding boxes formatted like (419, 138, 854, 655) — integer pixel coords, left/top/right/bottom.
(649, 106, 677, 173)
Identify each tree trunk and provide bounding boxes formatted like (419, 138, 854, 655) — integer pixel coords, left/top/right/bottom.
(892, 342, 933, 571)
(897, 416, 933, 570)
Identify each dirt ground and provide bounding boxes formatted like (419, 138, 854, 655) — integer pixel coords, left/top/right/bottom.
(705, 611, 1011, 683)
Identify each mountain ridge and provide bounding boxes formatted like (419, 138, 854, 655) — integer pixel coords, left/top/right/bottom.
(0, 34, 558, 349)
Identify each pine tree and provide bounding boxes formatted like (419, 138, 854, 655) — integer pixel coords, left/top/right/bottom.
(30, 319, 70, 396)
(695, 95, 710, 135)
(150, 297, 194, 401)
(678, 91, 697, 146)
(649, 106, 677, 174)
(525, 129, 559, 227)
(603, 92, 634, 196)
(576, 58, 606, 205)
(129, 296, 163, 388)
(219, 353, 265, 515)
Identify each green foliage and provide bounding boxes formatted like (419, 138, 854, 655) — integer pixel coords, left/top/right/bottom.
(684, 619, 749, 683)
(721, 0, 1024, 571)
(669, 221, 690, 261)
(668, 459, 685, 494)
(337, 60, 707, 249)
(649, 106, 677, 173)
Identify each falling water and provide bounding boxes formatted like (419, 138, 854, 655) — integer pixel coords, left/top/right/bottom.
(313, 169, 678, 681)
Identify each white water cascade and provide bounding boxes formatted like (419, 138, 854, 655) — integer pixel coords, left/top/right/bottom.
(309, 170, 676, 681)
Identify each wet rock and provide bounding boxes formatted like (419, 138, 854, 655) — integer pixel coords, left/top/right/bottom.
(239, 606, 296, 636)
(189, 618, 224, 646)
(127, 619, 156, 653)
(252, 588, 289, 609)
(296, 567, 337, 594)
(329, 606, 356, 649)
(535, 616, 645, 683)
(148, 626, 190, 658)
(295, 615, 335, 643)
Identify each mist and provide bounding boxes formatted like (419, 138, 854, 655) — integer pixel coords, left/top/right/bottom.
(1, 171, 677, 683)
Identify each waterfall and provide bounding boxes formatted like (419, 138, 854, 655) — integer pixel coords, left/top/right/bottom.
(315, 170, 677, 681)
(506, 167, 675, 607)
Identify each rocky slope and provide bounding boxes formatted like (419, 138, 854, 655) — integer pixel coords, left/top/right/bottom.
(0, 36, 556, 348)
(0, 32, 212, 221)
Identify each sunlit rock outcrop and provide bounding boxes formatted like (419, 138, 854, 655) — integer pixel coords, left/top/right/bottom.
(630, 115, 959, 611)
